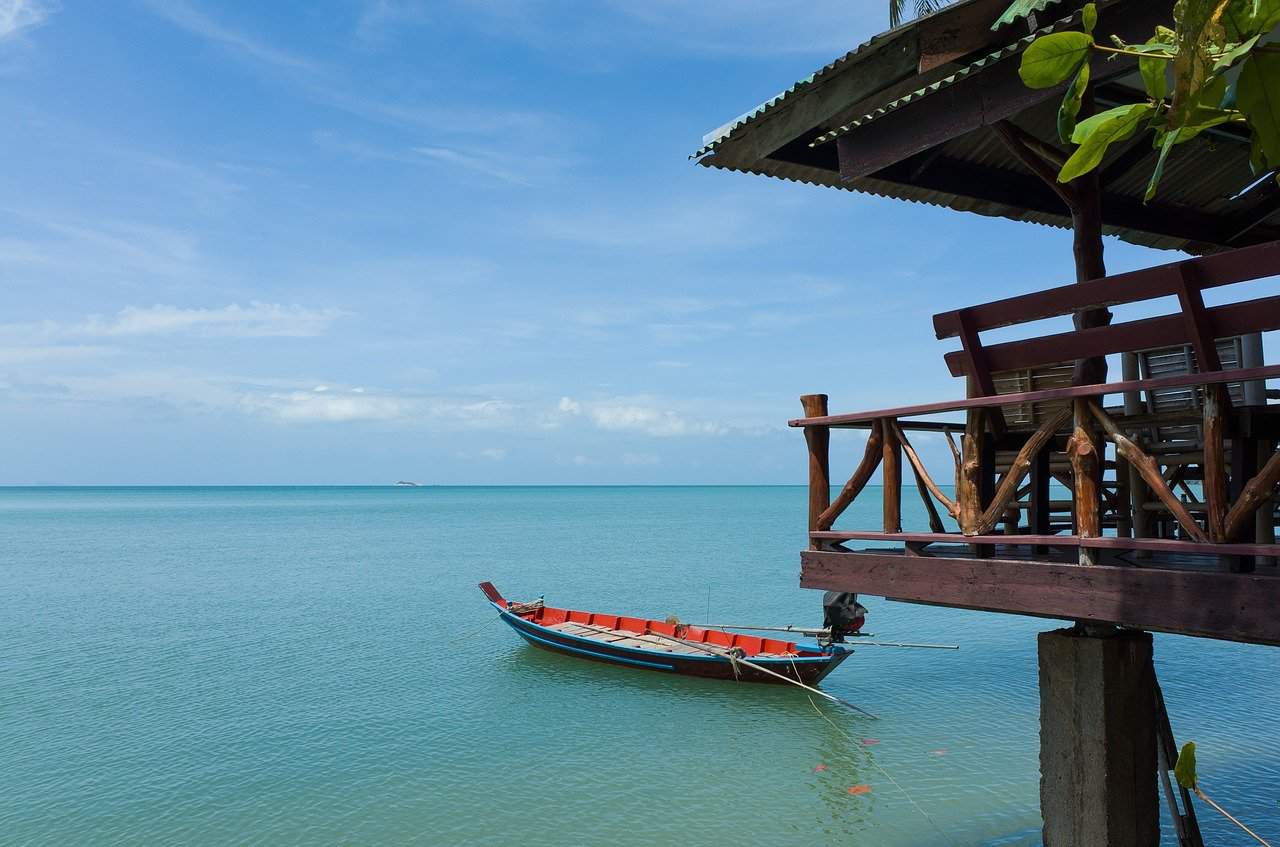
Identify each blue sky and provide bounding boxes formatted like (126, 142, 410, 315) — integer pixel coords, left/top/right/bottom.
(0, 0, 1183, 484)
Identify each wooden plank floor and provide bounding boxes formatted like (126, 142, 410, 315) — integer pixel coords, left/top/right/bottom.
(548, 621, 796, 657)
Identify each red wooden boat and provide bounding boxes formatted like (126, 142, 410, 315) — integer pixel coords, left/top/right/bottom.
(480, 582, 854, 685)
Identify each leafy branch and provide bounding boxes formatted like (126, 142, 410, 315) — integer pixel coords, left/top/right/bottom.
(1012, 0, 1280, 200)
(1175, 741, 1275, 846)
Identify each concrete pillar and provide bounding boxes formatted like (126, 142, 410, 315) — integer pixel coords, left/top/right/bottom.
(1039, 628, 1159, 847)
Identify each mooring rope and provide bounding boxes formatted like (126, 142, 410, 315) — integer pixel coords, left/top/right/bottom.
(806, 696, 956, 846)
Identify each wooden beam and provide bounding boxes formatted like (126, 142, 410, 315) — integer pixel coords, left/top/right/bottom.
(933, 241, 1280, 339)
(943, 294, 1280, 377)
(883, 417, 902, 533)
(789, 364, 1280, 427)
(801, 394, 831, 549)
(808, 530, 1280, 558)
(955, 308, 997, 398)
(1224, 446, 1280, 541)
(891, 420, 958, 517)
(910, 460, 948, 533)
(1070, 399, 1102, 563)
(816, 419, 883, 531)
(975, 407, 1070, 535)
(1088, 401, 1209, 542)
(1173, 263, 1224, 372)
(992, 120, 1076, 209)
(959, 408, 986, 535)
(1204, 386, 1229, 541)
(831, 1, 1168, 180)
(867, 153, 1258, 250)
(800, 550, 1280, 646)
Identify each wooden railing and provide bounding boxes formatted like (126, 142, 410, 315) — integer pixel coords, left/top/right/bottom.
(794, 242, 1280, 566)
(788, 368, 1280, 560)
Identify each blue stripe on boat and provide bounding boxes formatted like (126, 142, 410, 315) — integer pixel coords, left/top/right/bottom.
(495, 605, 840, 665)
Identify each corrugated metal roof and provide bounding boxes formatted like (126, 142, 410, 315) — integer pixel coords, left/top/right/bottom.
(691, 0, 1278, 255)
(690, 26, 904, 161)
(808, 13, 1075, 147)
(991, 0, 1065, 29)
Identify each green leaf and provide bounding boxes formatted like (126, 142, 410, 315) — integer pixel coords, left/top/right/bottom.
(1214, 34, 1262, 72)
(1071, 103, 1149, 143)
(1146, 129, 1180, 201)
(1174, 741, 1198, 790)
(1174, 110, 1236, 143)
(1237, 52, 1280, 171)
(1020, 32, 1094, 89)
(1199, 73, 1230, 110)
(1082, 2, 1097, 34)
(1141, 54, 1169, 101)
(1060, 103, 1155, 182)
(1059, 62, 1091, 143)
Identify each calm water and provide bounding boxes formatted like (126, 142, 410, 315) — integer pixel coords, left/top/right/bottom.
(1, 486, 1276, 846)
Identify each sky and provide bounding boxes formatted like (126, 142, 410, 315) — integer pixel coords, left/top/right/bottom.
(0, 0, 1201, 484)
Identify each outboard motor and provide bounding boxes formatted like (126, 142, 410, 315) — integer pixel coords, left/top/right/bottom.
(822, 591, 868, 643)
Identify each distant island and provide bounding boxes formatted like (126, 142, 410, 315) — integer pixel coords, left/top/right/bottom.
(394, 481, 421, 487)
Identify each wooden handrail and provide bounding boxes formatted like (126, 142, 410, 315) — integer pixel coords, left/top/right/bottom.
(941, 294, 1280, 377)
(933, 240, 1280, 339)
(809, 530, 1280, 558)
(788, 364, 1280, 428)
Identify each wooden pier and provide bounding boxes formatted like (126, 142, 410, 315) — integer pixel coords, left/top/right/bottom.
(695, 0, 1280, 843)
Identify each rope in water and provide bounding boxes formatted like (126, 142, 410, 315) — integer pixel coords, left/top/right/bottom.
(642, 628, 878, 720)
(805, 696, 957, 846)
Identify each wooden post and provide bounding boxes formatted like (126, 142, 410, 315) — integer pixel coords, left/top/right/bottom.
(882, 417, 902, 533)
(1070, 398, 1101, 565)
(1031, 443, 1052, 553)
(959, 408, 986, 535)
(1203, 385, 1229, 543)
(801, 395, 830, 550)
(1258, 439, 1276, 567)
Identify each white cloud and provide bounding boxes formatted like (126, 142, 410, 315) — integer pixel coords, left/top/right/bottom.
(622, 452, 659, 466)
(137, 0, 316, 71)
(557, 396, 581, 414)
(83, 303, 343, 338)
(1, 303, 344, 342)
(413, 146, 534, 187)
(479, 447, 507, 461)
(588, 401, 727, 438)
(140, 1, 562, 141)
(244, 389, 404, 422)
(0, 0, 55, 40)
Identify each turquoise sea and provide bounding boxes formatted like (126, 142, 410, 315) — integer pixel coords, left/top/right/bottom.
(2, 486, 1277, 846)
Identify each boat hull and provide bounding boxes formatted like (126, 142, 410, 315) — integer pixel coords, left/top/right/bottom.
(494, 604, 850, 685)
